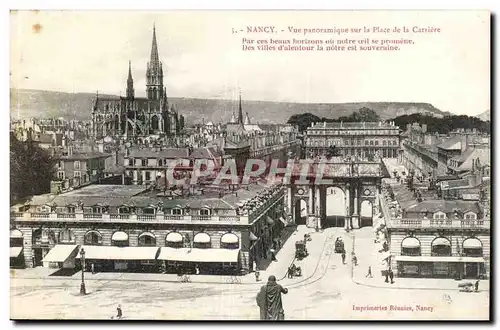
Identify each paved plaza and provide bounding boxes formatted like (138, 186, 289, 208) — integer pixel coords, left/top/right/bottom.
(10, 226, 490, 320)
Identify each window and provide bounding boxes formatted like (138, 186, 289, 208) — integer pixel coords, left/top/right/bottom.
(57, 171, 65, 180)
(344, 140, 349, 146)
(145, 171, 151, 181)
(142, 159, 147, 166)
(464, 212, 477, 220)
(370, 141, 374, 146)
(74, 171, 81, 178)
(172, 208, 183, 215)
(357, 140, 361, 146)
(59, 229, 74, 243)
(92, 206, 102, 214)
(67, 206, 75, 213)
(143, 207, 155, 215)
(158, 159, 163, 167)
(433, 212, 446, 219)
(199, 208, 210, 216)
(431, 237, 451, 256)
(375, 140, 379, 146)
(128, 158, 134, 166)
(84, 231, 101, 245)
(383, 140, 387, 146)
(119, 207, 130, 214)
(365, 141, 368, 146)
(74, 161, 80, 170)
(59, 161, 65, 169)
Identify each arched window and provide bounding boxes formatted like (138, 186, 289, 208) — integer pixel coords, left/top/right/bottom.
(138, 232, 156, 246)
(143, 207, 156, 215)
(119, 206, 130, 214)
(199, 208, 210, 216)
(193, 232, 211, 248)
(165, 231, 184, 248)
(84, 230, 102, 245)
(463, 238, 482, 257)
(111, 231, 129, 247)
(401, 237, 421, 256)
(220, 233, 239, 249)
(172, 208, 183, 216)
(58, 229, 75, 244)
(431, 237, 451, 256)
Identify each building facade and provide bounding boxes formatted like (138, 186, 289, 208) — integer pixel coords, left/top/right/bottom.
(305, 122, 400, 159)
(10, 183, 288, 274)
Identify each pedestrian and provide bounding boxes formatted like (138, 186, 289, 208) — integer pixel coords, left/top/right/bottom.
(116, 305, 123, 319)
(352, 254, 358, 266)
(195, 264, 200, 275)
(385, 270, 389, 283)
(341, 250, 346, 264)
(253, 260, 257, 273)
(91, 263, 95, 274)
(287, 266, 293, 279)
(270, 248, 277, 262)
(389, 268, 394, 284)
(475, 280, 480, 292)
(366, 266, 373, 278)
(256, 275, 289, 320)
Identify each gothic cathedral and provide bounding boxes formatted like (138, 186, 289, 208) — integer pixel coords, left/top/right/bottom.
(90, 25, 184, 141)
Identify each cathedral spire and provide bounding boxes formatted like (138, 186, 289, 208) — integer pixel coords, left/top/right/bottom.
(126, 60, 134, 99)
(238, 89, 244, 125)
(146, 24, 164, 100)
(150, 23, 159, 64)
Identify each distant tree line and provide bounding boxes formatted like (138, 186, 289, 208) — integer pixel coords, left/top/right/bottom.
(391, 113, 490, 134)
(288, 108, 490, 134)
(288, 107, 381, 132)
(10, 132, 57, 203)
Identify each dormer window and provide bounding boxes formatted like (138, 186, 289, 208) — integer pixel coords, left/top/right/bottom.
(128, 158, 134, 166)
(433, 211, 446, 220)
(67, 206, 75, 213)
(199, 208, 210, 216)
(142, 159, 147, 166)
(172, 208, 183, 216)
(464, 212, 477, 220)
(119, 207, 130, 214)
(92, 206, 102, 214)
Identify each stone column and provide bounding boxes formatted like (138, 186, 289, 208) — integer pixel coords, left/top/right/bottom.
(352, 184, 360, 229)
(287, 187, 293, 220)
(308, 186, 314, 214)
(374, 183, 381, 216)
(345, 184, 351, 230)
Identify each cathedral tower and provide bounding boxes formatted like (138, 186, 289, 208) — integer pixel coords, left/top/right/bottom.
(146, 24, 164, 100)
(238, 90, 244, 125)
(126, 60, 135, 99)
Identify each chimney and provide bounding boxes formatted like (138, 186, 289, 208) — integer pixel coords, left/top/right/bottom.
(68, 145, 74, 156)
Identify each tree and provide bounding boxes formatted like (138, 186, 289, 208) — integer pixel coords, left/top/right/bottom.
(10, 133, 57, 203)
(287, 113, 321, 133)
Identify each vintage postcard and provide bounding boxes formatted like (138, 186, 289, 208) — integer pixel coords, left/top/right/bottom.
(9, 10, 490, 320)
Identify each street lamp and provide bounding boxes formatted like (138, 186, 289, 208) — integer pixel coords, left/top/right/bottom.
(80, 248, 86, 295)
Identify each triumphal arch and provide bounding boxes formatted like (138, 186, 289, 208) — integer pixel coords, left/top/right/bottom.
(284, 159, 386, 230)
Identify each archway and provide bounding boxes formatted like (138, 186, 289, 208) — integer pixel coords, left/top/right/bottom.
(324, 187, 346, 228)
(360, 199, 374, 227)
(294, 199, 307, 225)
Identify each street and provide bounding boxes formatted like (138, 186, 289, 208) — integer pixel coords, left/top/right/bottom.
(10, 227, 489, 320)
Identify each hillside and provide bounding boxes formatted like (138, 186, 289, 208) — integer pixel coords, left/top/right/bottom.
(476, 109, 490, 122)
(10, 89, 450, 124)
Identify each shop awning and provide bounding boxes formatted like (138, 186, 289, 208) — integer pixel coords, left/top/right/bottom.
(76, 246, 160, 260)
(112, 231, 129, 241)
(158, 248, 240, 263)
(166, 232, 184, 243)
(249, 232, 258, 241)
(463, 238, 482, 249)
(401, 237, 420, 249)
(432, 237, 451, 246)
(138, 232, 155, 240)
(10, 247, 23, 258)
(193, 233, 211, 244)
(42, 244, 79, 263)
(10, 229, 23, 238)
(395, 256, 485, 263)
(279, 217, 287, 226)
(221, 233, 239, 244)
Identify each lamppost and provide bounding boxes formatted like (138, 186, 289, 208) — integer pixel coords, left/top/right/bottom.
(80, 248, 86, 295)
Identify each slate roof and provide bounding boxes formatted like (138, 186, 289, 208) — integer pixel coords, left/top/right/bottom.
(405, 200, 482, 214)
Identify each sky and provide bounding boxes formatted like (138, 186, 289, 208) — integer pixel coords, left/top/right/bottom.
(10, 10, 490, 116)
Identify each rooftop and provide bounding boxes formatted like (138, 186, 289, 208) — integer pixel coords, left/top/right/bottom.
(309, 122, 399, 129)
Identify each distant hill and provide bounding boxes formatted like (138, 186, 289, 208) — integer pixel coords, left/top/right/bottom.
(476, 109, 490, 122)
(10, 88, 451, 124)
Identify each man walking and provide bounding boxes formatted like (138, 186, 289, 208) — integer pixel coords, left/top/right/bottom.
(475, 280, 480, 292)
(365, 266, 373, 278)
(341, 250, 346, 264)
(389, 268, 394, 284)
(256, 275, 289, 320)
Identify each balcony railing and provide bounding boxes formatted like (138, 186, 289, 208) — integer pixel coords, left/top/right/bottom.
(12, 212, 246, 224)
(386, 218, 489, 229)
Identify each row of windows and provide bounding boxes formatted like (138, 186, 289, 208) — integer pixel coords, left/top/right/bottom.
(306, 139, 399, 147)
(307, 129, 399, 136)
(400, 236, 483, 257)
(419, 211, 478, 220)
